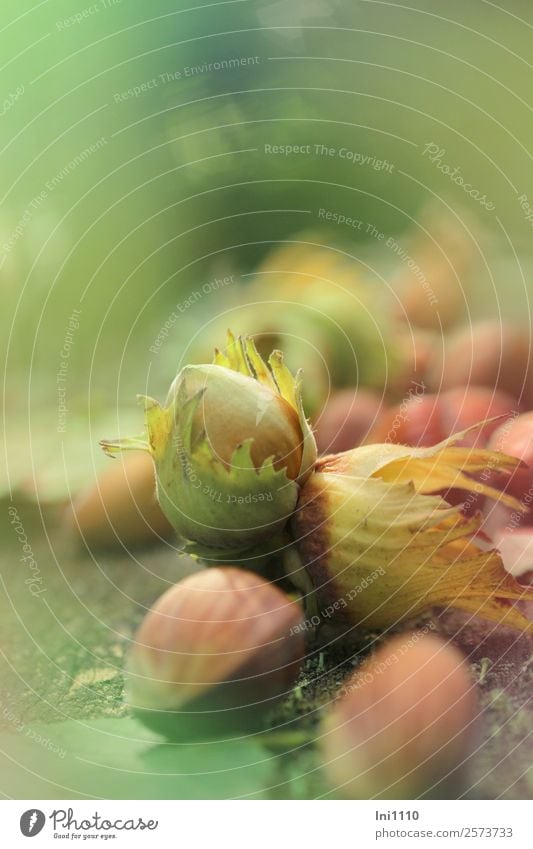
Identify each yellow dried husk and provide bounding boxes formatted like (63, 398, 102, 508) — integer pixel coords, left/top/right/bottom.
(290, 425, 532, 634)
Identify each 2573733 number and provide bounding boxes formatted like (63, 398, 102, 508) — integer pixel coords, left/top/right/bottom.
(461, 827, 513, 838)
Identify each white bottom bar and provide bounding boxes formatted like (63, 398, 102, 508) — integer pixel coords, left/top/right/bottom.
(2, 799, 530, 848)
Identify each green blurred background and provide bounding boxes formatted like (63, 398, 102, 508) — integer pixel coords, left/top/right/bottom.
(2, 0, 533, 499)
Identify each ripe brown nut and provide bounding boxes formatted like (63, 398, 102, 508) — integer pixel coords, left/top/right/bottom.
(185, 363, 305, 480)
(428, 322, 533, 408)
(366, 393, 446, 447)
(68, 452, 173, 549)
(440, 386, 518, 447)
(366, 387, 519, 516)
(438, 386, 518, 511)
(314, 389, 382, 454)
(482, 413, 533, 534)
(368, 386, 516, 450)
(488, 413, 533, 505)
(127, 567, 306, 740)
(320, 634, 478, 799)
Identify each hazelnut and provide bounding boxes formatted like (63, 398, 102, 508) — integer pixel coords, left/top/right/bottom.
(428, 322, 533, 408)
(68, 451, 173, 549)
(127, 567, 306, 739)
(321, 634, 478, 798)
(314, 389, 382, 454)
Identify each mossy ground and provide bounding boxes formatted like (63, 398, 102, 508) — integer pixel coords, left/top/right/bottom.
(1, 496, 531, 799)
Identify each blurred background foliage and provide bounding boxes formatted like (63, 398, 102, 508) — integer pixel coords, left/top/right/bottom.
(1, 0, 533, 498)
